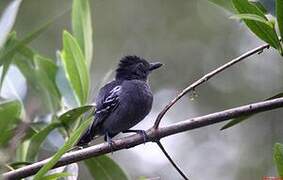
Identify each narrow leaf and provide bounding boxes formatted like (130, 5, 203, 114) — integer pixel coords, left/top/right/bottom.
(230, 13, 273, 27)
(72, 0, 93, 68)
(0, 32, 17, 90)
(0, 7, 70, 64)
(0, 100, 21, 145)
(11, 49, 61, 114)
(33, 115, 94, 179)
(0, 0, 22, 48)
(220, 114, 253, 130)
(55, 51, 79, 108)
(276, 0, 283, 42)
(14, 53, 60, 113)
(60, 31, 89, 105)
(26, 122, 62, 162)
(250, 1, 268, 14)
(232, 0, 282, 51)
(58, 105, 94, 133)
(221, 93, 283, 130)
(34, 55, 61, 113)
(274, 143, 283, 177)
(0, 21, 51, 65)
(0, 25, 49, 94)
(207, 0, 235, 12)
(85, 155, 128, 180)
(0, 100, 21, 121)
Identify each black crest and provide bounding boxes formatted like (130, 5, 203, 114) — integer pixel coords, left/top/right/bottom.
(115, 56, 150, 81)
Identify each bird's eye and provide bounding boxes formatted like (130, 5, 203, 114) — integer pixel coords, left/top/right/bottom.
(137, 63, 146, 72)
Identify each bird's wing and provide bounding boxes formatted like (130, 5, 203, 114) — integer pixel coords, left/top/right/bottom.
(77, 81, 122, 146)
(92, 81, 122, 128)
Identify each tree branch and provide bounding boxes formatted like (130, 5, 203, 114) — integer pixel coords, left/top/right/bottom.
(4, 97, 283, 179)
(156, 141, 189, 180)
(153, 43, 270, 128)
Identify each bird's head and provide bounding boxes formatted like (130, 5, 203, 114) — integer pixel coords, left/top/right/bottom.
(115, 55, 163, 81)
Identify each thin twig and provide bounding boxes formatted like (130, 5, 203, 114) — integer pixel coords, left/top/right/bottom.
(3, 97, 283, 179)
(153, 43, 270, 128)
(156, 141, 189, 180)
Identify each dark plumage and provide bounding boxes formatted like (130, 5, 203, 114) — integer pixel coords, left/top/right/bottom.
(77, 55, 162, 146)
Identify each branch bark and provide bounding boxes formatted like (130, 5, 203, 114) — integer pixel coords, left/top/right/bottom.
(156, 141, 189, 180)
(4, 97, 283, 179)
(153, 43, 270, 128)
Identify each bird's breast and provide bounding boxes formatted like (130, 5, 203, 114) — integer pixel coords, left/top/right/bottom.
(104, 80, 153, 134)
(123, 80, 153, 110)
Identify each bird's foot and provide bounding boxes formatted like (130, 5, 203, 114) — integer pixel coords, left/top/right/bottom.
(123, 129, 148, 144)
(105, 133, 116, 153)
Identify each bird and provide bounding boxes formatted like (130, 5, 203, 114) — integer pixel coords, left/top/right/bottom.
(77, 55, 162, 146)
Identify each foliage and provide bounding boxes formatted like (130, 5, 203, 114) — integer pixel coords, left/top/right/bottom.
(208, 0, 283, 129)
(208, 1, 283, 176)
(0, 0, 126, 179)
(84, 155, 128, 180)
(274, 143, 283, 177)
(221, 93, 283, 130)
(72, 0, 93, 68)
(0, 100, 21, 146)
(209, 0, 283, 55)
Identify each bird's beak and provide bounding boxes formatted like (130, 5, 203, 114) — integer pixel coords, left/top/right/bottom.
(149, 62, 163, 71)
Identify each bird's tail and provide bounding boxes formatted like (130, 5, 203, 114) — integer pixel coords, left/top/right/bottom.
(76, 118, 98, 146)
(76, 129, 93, 146)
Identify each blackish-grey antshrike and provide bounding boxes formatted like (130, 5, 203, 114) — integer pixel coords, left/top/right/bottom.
(77, 55, 162, 146)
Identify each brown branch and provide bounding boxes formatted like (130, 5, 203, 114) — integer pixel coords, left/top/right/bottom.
(3, 97, 283, 179)
(156, 141, 189, 180)
(153, 43, 270, 128)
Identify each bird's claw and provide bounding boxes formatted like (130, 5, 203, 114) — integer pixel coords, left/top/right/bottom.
(137, 130, 148, 144)
(105, 133, 116, 153)
(123, 129, 148, 144)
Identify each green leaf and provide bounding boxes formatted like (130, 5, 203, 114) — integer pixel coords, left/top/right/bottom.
(0, 20, 51, 65)
(34, 55, 61, 113)
(13, 50, 61, 113)
(0, 32, 17, 90)
(250, 1, 268, 14)
(207, 0, 235, 12)
(33, 114, 94, 179)
(55, 51, 79, 108)
(0, 0, 22, 48)
(60, 31, 89, 105)
(72, 0, 93, 68)
(232, 0, 282, 51)
(25, 122, 62, 162)
(220, 114, 253, 130)
(15, 123, 47, 162)
(15, 123, 42, 162)
(41, 172, 71, 180)
(276, 0, 283, 43)
(0, 22, 50, 92)
(84, 155, 128, 180)
(58, 105, 94, 133)
(274, 143, 283, 177)
(13, 55, 37, 92)
(0, 6, 70, 65)
(230, 13, 273, 27)
(221, 93, 283, 130)
(0, 100, 21, 145)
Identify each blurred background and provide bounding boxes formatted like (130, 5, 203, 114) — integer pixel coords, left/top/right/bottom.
(1, 0, 283, 179)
